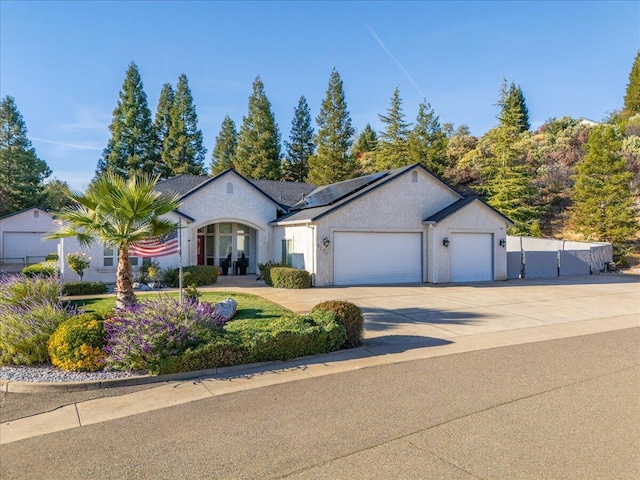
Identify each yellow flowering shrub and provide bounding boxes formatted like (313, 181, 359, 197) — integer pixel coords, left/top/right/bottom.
(47, 313, 106, 372)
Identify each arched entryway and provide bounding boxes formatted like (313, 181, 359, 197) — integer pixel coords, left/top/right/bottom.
(196, 222, 257, 275)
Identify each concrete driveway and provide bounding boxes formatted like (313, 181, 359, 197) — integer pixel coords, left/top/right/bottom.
(206, 273, 639, 351)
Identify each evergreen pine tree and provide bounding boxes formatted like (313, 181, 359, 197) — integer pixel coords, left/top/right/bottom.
(408, 100, 448, 177)
(496, 78, 530, 134)
(352, 124, 378, 175)
(0, 96, 51, 216)
(96, 62, 158, 178)
(485, 165, 542, 236)
(282, 96, 314, 182)
(307, 69, 355, 185)
(623, 50, 640, 116)
(211, 115, 238, 175)
(163, 74, 206, 176)
(153, 83, 175, 178)
(235, 76, 282, 180)
(375, 87, 411, 171)
(570, 125, 638, 245)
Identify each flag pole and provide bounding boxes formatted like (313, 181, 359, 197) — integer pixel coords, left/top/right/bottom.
(178, 218, 183, 305)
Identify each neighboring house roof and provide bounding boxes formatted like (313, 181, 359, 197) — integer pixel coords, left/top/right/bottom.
(155, 170, 316, 211)
(0, 207, 51, 221)
(423, 196, 513, 225)
(272, 163, 462, 225)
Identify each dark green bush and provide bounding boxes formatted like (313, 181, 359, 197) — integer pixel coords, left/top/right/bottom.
(162, 265, 218, 288)
(311, 300, 364, 348)
(229, 312, 346, 363)
(22, 261, 58, 278)
(270, 267, 312, 289)
(153, 334, 250, 375)
(45, 253, 59, 261)
(47, 313, 106, 372)
(258, 261, 285, 287)
(62, 281, 108, 296)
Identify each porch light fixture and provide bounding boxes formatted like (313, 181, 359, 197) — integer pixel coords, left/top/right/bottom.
(499, 238, 506, 248)
(442, 237, 449, 248)
(322, 237, 330, 249)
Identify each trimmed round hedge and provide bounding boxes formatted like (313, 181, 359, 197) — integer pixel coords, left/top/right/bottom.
(270, 267, 312, 289)
(310, 300, 364, 348)
(47, 313, 106, 372)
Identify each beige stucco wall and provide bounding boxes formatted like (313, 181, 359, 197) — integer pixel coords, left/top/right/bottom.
(273, 223, 316, 282)
(312, 168, 460, 286)
(427, 201, 509, 283)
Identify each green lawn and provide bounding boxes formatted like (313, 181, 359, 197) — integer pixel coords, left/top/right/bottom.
(69, 291, 291, 320)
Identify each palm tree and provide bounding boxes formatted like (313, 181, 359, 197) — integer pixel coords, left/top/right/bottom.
(48, 172, 180, 309)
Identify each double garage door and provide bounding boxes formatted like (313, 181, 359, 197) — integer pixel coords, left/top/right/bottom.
(334, 232, 422, 285)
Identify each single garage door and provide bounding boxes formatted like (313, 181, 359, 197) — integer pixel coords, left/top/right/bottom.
(334, 232, 422, 285)
(2, 232, 58, 261)
(450, 233, 493, 282)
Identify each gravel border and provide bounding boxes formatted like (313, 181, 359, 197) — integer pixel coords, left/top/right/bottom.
(0, 365, 145, 383)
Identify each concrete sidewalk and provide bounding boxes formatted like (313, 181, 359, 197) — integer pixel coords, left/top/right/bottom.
(1, 274, 638, 445)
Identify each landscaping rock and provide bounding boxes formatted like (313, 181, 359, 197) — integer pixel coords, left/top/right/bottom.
(214, 298, 237, 321)
(133, 282, 152, 291)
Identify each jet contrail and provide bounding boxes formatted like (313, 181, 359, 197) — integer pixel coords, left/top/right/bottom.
(367, 25, 425, 99)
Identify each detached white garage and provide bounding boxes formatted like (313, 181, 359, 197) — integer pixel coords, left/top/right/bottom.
(0, 208, 58, 263)
(333, 232, 422, 285)
(450, 233, 493, 282)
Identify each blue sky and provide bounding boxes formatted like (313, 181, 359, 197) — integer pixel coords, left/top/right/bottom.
(1, 1, 639, 190)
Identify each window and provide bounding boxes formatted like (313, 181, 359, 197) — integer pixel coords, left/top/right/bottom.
(104, 247, 115, 267)
(104, 247, 138, 267)
(412, 171, 418, 182)
(227, 182, 233, 194)
(34, 210, 40, 218)
(281, 239, 293, 267)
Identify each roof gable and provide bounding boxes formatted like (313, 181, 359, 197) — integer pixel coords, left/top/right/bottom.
(423, 196, 513, 225)
(274, 163, 463, 224)
(0, 207, 52, 221)
(156, 170, 316, 211)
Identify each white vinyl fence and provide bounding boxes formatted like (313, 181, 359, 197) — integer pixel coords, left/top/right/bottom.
(506, 236, 613, 279)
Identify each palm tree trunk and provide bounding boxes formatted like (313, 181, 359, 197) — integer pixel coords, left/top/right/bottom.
(115, 246, 136, 310)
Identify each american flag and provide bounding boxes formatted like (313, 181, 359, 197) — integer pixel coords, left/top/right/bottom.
(129, 230, 179, 258)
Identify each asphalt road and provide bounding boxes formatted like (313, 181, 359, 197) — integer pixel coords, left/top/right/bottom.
(2, 328, 639, 480)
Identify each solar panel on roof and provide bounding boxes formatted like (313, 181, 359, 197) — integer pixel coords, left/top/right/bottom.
(291, 171, 388, 210)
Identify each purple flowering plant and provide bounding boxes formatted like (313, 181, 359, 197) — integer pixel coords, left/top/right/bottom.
(104, 295, 227, 372)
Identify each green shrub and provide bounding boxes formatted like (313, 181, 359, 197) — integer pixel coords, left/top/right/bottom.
(258, 261, 285, 287)
(228, 312, 346, 363)
(47, 313, 106, 372)
(22, 261, 58, 278)
(162, 265, 218, 288)
(0, 274, 61, 306)
(270, 267, 312, 289)
(62, 281, 108, 296)
(0, 274, 72, 365)
(152, 333, 250, 375)
(66, 252, 91, 281)
(311, 300, 364, 348)
(45, 253, 59, 261)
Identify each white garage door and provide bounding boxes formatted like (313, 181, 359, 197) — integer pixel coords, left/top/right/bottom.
(450, 233, 493, 282)
(334, 232, 422, 285)
(3, 232, 58, 261)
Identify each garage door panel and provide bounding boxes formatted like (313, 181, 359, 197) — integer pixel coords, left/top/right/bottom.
(3, 232, 58, 260)
(334, 232, 422, 285)
(450, 233, 493, 282)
